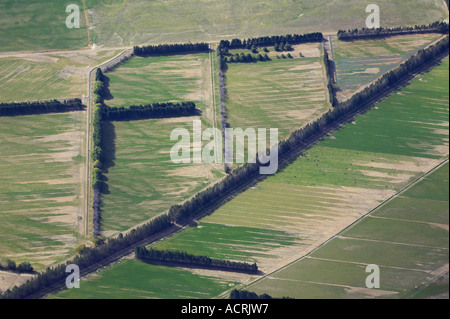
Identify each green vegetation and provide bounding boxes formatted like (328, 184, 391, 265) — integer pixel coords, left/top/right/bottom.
(152, 57, 449, 278)
(248, 162, 449, 299)
(0, 112, 86, 270)
(0, 50, 123, 103)
(0, 0, 88, 52)
(224, 43, 329, 140)
(49, 259, 238, 299)
(100, 117, 222, 233)
(333, 33, 442, 97)
(105, 54, 211, 110)
(86, 0, 448, 48)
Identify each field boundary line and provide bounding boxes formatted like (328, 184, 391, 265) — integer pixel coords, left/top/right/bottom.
(242, 158, 449, 294)
(335, 235, 449, 250)
(306, 256, 433, 273)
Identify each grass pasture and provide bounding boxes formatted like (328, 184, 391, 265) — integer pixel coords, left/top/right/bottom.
(225, 42, 329, 141)
(332, 33, 443, 100)
(49, 259, 241, 299)
(85, 0, 448, 48)
(0, 0, 88, 53)
(0, 111, 86, 270)
(105, 54, 212, 110)
(248, 162, 449, 299)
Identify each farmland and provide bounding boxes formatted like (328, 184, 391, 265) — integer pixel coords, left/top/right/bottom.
(247, 162, 449, 299)
(99, 51, 223, 235)
(332, 33, 444, 100)
(0, 0, 448, 302)
(0, 49, 124, 103)
(85, 0, 448, 48)
(100, 117, 224, 235)
(105, 53, 212, 112)
(49, 259, 241, 299)
(49, 51, 448, 301)
(0, 111, 86, 271)
(225, 43, 329, 140)
(151, 56, 448, 280)
(0, 0, 88, 53)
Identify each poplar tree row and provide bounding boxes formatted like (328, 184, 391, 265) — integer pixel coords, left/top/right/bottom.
(133, 42, 209, 56)
(337, 21, 449, 40)
(135, 247, 259, 274)
(105, 102, 197, 121)
(0, 99, 83, 116)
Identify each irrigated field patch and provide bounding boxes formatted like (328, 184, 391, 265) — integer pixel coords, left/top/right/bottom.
(333, 34, 444, 100)
(0, 111, 86, 270)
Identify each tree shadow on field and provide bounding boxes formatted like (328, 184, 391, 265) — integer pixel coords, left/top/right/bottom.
(102, 75, 114, 101)
(100, 120, 116, 195)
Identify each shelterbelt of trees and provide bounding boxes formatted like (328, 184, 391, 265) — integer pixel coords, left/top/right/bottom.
(229, 290, 293, 299)
(135, 247, 259, 274)
(0, 260, 34, 274)
(337, 21, 449, 40)
(1, 34, 447, 300)
(323, 51, 338, 107)
(105, 102, 197, 121)
(0, 99, 84, 116)
(133, 42, 209, 56)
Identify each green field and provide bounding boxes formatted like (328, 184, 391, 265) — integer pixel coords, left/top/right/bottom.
(0, 111, 86, 270)
(85, 0, 448, 48)
(0, 0, 88, 52)
(100, 117, 224, 234)
(50, 259, 240, 299)
(248, 162, 449, 299)
(332, 33, 443, 100)
(225, 43, 329, 141)
(106, 53, 212, 111)
(0, 49, 123, 103)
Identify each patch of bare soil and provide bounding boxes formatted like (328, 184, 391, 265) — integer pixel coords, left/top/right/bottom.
(0, 271, 35, 294)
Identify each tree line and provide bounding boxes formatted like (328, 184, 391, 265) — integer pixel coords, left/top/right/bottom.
(323, 51, 338, 107)
(0, 259, 34, 274)
(218, 33, 324, 52)
(91, 68, 108, 235)
(0, 99, 84, 117)
(105, 102, 197, 121)
(225, 53, 271, 63)
(337, 21, 449, 41)
(133, 42, 209, 57)
(135, 247, 259, 274)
